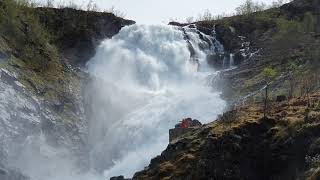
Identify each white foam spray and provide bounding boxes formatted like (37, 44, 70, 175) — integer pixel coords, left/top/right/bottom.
(86, 24, 226, 179)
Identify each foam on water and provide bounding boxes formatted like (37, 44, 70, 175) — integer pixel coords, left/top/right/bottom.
(86, 24, 226, 179)
(2, 24, 226, 180)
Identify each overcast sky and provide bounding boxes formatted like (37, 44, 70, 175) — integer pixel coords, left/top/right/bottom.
(41, 0, 283, 24)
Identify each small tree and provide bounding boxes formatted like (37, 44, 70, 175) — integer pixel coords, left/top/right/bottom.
(87, 0, 98, 11)
(45, 0, 55, 8)
(106, 6, 126, 18)
(300, 71, 317, 107)
(235, 0, 267, 16)
(302, 12, 316, 33)
(263, 67, 277, 118)
(197, 9, 213, 21)
(287, 62, 299, 99)
(271, 0, 284, 8)
(185, 17, 194, 23)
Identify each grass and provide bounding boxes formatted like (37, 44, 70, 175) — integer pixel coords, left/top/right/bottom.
(0, 0, 54, 69)
(137, 91, 320, 179)
(0, 0, 88, 126)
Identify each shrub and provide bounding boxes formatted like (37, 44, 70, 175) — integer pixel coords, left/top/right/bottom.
(0, 0, 20, 35)
(235, 0, 267, 16)
(302, 12, 316, 33)
(263, 67, 277, 118)
(197, 9, 214, 21)
(276, 18, 303, 34)
(105, 6, 126, 18)
(0, 0, 52, 67)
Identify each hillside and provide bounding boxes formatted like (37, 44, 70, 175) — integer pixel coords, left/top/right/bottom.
(198, 0, 320, 104)
(132, 0, 320, 179)
(133, 92, 320, 180)
(0, 1, 134, 178)
(0, 0, 319, 179)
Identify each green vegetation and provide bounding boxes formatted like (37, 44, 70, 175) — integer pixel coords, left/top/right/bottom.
(287, 62, 300, 98)
(0, 0, 72, 105)
(0, 0, 54, 70)
(235, 0, 267, 16)
(191, 0, 291, 23)
(276, 18, 302, 34)
(302, 12, 317, 33)
(274, 11, 316, 40)
(0, 0, 133, 127)
(219, 0, 318, 105)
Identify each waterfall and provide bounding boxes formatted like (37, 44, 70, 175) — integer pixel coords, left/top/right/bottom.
(0, 24, 227, 180)
(230, 53, 235, 67)
(86, 24, 226, 179)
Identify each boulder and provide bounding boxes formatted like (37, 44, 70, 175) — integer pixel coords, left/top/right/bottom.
(215, 24, 243, 52)
(168, 21, 188, 27)
(206, 53, 226, 69)
(35, 7, 135, 67)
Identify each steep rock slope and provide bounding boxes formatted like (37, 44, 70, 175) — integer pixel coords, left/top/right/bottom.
(35, 7, 135, 66)
(0, 2, 134, 178)
(133, 92, 320, 180)
(132, 0, 320, 179)
(195, 0, 320, 102)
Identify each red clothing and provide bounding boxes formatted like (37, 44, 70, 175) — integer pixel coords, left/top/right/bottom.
(180, 119, 191, 128)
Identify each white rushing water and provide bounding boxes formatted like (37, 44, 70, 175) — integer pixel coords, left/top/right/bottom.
(0, 24, 226, 180)
(86, 24, 226, 179)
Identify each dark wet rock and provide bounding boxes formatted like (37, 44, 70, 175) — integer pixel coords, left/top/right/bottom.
(133, 93, 320, 180)
(35, 7, 135, 66)
(207, 53, 227, 69)
(134, 116, 313, 180)
(168, 21, 188, 27)
(214, 24, 242, 52)
(233, 51, 246, 65)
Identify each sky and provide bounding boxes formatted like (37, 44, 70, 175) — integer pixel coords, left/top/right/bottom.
(40, 0, 282, 24)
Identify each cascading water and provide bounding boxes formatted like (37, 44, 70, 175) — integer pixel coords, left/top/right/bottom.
(230, 53, 235, 67)
(85, 24, 226, 179)
(1, 23, 226, 180)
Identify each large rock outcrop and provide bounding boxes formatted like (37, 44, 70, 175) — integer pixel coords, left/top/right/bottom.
(197, 0, 320, 102)
(133, 93, 320, 180)
(0, 3, 134, 178)
(281, 0, 320, 19)
(35, 7, 135, 66)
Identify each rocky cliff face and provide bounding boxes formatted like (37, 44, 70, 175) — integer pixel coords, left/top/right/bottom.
(131, 0, 320, 179)
(193, 0, 320, 103)
(133, 92, 320, 180)
(0, 0, 319, 179)
(35, 7, 135, 66)
(0, 3, 134, 179)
